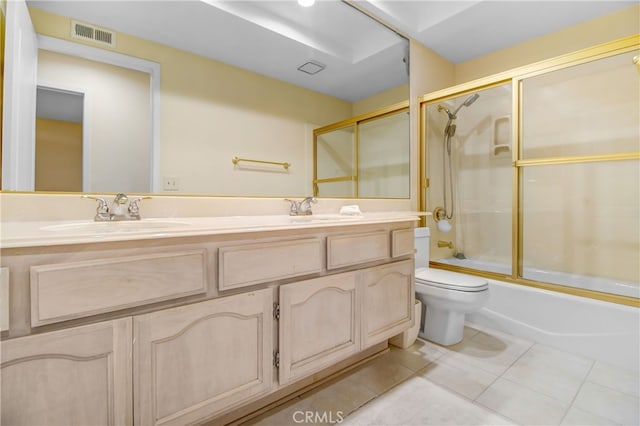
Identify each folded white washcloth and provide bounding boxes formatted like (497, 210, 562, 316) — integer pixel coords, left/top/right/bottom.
(339, 205, 362, 216)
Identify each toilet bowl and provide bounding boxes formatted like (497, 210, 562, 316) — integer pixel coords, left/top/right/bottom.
(414, 228, 489, 346)
(415, 267, 489, 345)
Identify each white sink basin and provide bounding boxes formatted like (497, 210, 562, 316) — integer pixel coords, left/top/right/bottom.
(41, 219, 191, 234)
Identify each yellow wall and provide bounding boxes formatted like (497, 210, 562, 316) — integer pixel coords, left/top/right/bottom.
(455, 4, 640, 84)
(35, 118, 82, 191)
(352, 84, 408, 116)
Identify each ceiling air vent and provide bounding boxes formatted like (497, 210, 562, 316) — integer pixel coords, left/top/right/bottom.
(71, 20, 116, 48)
(297, 61, 325, 75)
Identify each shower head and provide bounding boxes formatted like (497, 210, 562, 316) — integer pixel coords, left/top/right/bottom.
(453, 93, 480, 116)
(463, 93, 480, 107)
(438, 93, 479, 120)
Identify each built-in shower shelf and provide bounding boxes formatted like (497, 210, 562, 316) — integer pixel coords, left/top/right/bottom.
(493, 144, 511, 156)
(492, 116, 511, 157)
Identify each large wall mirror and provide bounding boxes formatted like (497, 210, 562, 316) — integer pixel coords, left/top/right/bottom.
(2, 0, 410, 198)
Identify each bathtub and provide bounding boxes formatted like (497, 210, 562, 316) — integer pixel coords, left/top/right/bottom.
(439, 257, 639, 299)
(460, 277, 639, 372)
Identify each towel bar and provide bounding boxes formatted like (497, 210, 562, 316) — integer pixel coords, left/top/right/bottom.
(232, 156, 290, 170)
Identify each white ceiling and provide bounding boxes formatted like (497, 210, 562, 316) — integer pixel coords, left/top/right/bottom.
(27, 0, 637, 102)
(356, 0, 637, 63)
(29, 0, 409, 102)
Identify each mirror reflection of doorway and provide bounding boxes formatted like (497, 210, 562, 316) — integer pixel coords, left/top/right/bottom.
(35, 86, 84, 191)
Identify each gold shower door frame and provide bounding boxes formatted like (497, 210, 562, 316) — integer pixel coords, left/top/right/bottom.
(418, 34, 640, 307)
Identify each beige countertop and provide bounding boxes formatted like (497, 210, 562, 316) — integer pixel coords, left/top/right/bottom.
(1, 212, 423, 248)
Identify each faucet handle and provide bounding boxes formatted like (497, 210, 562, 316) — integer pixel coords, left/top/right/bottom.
(128, 196, 151, 219)
(299, 197, 317, 215)
(82, 195, 110, 221)
(302, 196, 317, 205)
(284, 199, 299, 216)
(82, 195, 108, 209)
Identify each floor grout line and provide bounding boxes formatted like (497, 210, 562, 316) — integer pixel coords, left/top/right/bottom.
(581, 366, 640, 399)
(557, 358, 596, 425)
(410, 369, 521, 425)
(253, 326, 638, 426)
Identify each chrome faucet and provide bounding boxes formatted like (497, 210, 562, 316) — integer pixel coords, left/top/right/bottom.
(110, 193, 129, 218)
(83, 194, 150, 221)
(285, 197, 317, 216)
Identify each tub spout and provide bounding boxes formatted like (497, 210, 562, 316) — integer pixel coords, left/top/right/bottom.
(438, 240, 454, 249)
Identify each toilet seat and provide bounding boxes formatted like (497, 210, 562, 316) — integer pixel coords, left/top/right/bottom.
(415, 267, 489, 292)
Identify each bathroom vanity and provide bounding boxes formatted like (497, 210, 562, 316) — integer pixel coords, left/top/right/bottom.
(0, 213, 417, 425)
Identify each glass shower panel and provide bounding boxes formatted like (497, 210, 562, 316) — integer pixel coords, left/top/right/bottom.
(426, 84, 512, 274)
(315, 126, 355, 197)
(314, 180, 355, 198)
(521, 160, 640, 298)
(521, 51, 640, 159)
(358, 110, 410, 198)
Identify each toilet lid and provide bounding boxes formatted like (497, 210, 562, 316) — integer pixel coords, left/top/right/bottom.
(415, 267, 489, 292)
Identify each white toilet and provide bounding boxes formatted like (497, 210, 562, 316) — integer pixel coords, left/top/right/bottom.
(414, 227, 489, 346)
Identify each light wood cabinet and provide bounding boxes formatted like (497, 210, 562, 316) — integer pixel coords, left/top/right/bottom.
(133, 288, 274, 426)
(1, 220, 416, 425)
(0, 318, 132, 426)
(278, 272, 360, 385)
(361, 260, 415, 348)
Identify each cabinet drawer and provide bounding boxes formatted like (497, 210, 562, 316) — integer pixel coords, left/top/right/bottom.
(392, 228, 415, 258)
(219, 238, 323, 291)
(31, 250, 208, 326)
(327, 231, 389, 269)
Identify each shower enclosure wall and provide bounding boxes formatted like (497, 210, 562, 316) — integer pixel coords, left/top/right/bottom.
(420, 35, 639, 305)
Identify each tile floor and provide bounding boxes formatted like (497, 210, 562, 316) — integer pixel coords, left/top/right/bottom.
(242, 324, 640, 426)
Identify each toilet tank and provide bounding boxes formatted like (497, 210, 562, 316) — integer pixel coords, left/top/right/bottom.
(414, 227, 430, 268)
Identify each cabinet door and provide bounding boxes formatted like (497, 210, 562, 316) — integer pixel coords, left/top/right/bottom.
(134, 289, 274, 426)
(361, 260, 414, 348)
(1, 318, 132, 426)
(279, 272, 359, 385)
